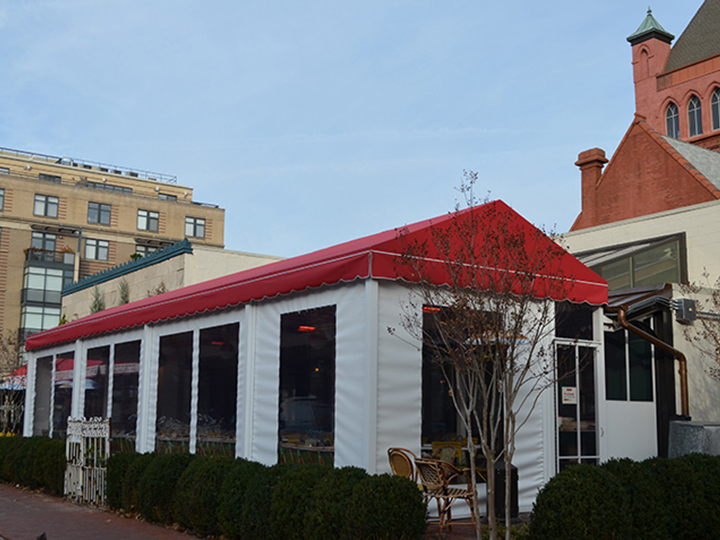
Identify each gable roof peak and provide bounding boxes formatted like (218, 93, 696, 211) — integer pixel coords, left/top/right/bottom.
(665, 0, 720, 72)
(627, 7, 674, 46)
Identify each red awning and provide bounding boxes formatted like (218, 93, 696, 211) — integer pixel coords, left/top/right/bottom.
(25, 201, 607, 351)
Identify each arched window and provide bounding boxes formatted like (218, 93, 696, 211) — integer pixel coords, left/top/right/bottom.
(712, 88, 720, 131)
(688, 96, 703, 137)
(666, 103, 680, 139)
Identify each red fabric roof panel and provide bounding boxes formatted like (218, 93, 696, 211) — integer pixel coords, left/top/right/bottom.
(25, 201, 607, 351)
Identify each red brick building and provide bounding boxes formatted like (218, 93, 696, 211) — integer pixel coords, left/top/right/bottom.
(572, 1, 720, 231)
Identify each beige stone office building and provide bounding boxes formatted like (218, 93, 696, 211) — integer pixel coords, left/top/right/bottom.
(0, 146, 225, 346)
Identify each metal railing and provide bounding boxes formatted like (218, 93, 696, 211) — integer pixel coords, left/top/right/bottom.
(64, 417, 110, 507)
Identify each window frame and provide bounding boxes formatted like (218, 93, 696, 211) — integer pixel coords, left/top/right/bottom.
(85, 238, 110, 261)
(666, 102, 680, 139)
(33, 194, 59, 218)
(688, 95, 703, 137)
(0, 188, 4, 211)
(137, 209, 159, 232)
(185, 216, 206, 238)
(87, 202, 112, 226)
(712, 88, 720, 131)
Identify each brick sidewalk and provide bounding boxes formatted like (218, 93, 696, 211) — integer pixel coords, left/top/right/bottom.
(0, 483, 196, 540)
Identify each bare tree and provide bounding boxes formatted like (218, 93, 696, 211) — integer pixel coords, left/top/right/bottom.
(0, 331, 24, 434)
(391, 174, 576, 540)
(680, 271, 720, 381)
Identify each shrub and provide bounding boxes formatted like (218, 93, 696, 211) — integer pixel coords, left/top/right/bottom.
(217, 458, 266, 540)
(269, 463, 331, 540)
(106, 452, 140, 510)
(238, 462, 291, 540)
(529, 464, 631, 540)
(172, 455, 234, 537)
(644, 454, 720, 540)
(136, 452, 195, 524)
(305, 466, 369, 540)
(121, 452, 156, 512)
(34, 438, 65, 496)
(601, 458, 669, 540)
(344, 474, 427, 540)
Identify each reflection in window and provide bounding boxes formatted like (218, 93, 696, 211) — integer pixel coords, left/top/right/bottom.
(555, 302, 594, 341)
(137, 209, 159, 232)
(594, 238, 681, 292)
(156, 332, 193, 451)
(85, 346, 110, 419)
(34, 194, 59, 218)
(53, 352, 75, 435)
(712, 88, 720, 131)
(279, 306, 336, 461)
(688, 96, 703, 137)
(604, 325, 653, 402)
(88, 202, 111, 225)
(112, 341, 140, 438)
(198, 323, 239, 452)
(33, 356, 53, 436)
(85, 238, 109, 261)
(666, 103, 680, 139)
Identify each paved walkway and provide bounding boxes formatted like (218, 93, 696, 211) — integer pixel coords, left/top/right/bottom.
(0, 483, 196, 540)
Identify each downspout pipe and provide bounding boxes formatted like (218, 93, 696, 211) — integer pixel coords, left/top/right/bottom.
(606, 305, 689, 418)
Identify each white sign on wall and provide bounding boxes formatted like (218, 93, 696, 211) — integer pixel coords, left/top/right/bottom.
(562, 386, 577, 405)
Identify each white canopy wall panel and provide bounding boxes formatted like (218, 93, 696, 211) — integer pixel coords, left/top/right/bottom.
(375, 281, 423, 473)
(249, 283, 368, 467)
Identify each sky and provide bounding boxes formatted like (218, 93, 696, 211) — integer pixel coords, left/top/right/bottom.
(0, 1, 703, 258)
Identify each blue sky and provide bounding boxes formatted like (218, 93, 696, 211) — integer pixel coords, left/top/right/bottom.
(0, 1, 702, 257)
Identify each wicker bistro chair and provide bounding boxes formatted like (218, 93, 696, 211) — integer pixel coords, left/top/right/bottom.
(414, 457, 477, 536)
(387, 447, 419, 483)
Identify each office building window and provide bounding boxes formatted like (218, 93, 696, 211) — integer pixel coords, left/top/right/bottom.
(21, 305, 61, 335)
(712, 88, 720, 131)
(0, 167, 8, 175)
(158, 193, 177, 201)
(135, 245, 158, 257)
(666, 103, 680, 139)
(88, 202, 111, 225)
(23, 266, 65, 305)
(34, 194, 59, 218)
(185, 217, 205, 238)
(85, 238, 109, 261)
(31, 232, 56, 252)
(688, 96, 703, 137)
(87, 181, 132, 194)
(137, 209, 159, 232)
(0, 188, 4, 211)
(38, 173, 61, 183)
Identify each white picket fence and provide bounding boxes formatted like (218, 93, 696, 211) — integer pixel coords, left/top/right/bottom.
(64, 417, 110, 507)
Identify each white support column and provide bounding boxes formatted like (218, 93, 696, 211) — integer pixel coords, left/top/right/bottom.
(107, 344, 115, 420)
(136, 325, 158, 453)
(23, 351, 37, 437)
(364, 278, 380, 473)
(189, 329, 200, 454)
(240, 304, 258, 460)
(72, 341, 86, 419)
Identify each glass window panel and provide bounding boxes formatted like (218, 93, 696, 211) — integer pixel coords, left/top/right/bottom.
(279, 306, 336, 456)
(557, 344, 577, 457)
(53, 352, 74, 435)
(34, 196, 45, 216)
(712, 89, 720, 131)
(633, 241, 679, 287)
(156, 331, 193, 450)
(33, 356, 53, 436)
(23, 307, 43, 330)
(198, 323, 239, 449)
(41, 307, 60, 329)
(605, 330, 627, 400)
(579, 347, 596, 456)
(599, 258, 632, 291)
(629, 332, 653, 402)
(26, 269, 45, 289)
(555, 302, 594, 340)
(688, 96, 703, 137)
(112, 341, 141, 438)
(666, 103, 680, 139)
(85, 346, 110, 419)
(45, 270, 63, 292)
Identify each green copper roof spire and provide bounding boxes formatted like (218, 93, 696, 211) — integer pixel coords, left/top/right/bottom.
(627, 7, 674, 45)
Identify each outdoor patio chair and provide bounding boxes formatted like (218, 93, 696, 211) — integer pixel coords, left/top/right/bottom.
(387, 447, 418, 483)
(414, 457, 477, 536)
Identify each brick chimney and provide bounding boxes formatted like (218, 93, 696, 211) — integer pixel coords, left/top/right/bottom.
(575, 148, 608, 228)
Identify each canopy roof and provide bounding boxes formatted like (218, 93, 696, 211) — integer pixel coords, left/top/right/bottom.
(25, 201, 607, 351)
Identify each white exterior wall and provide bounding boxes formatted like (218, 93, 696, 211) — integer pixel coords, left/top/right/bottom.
(563, 199, 720, 283)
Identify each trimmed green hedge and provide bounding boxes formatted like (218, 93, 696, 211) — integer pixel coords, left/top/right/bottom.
(0, 436, 65, 495)
(530, 455, 720, 540)
(0, 440, 426, 540)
